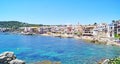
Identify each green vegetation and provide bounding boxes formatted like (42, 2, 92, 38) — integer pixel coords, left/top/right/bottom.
(93, 22, 97, 25)
(74, 32, 82, 36)
(114, 34, 120, 38)
(108, 57, 120, 64)
(0, 21, 43, 29)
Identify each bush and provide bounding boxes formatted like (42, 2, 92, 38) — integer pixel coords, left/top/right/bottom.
(108, 57, 120, 64)
(114, 34, 120, 38)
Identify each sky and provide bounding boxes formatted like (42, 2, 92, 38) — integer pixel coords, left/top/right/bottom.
(0, 0, 120, 25)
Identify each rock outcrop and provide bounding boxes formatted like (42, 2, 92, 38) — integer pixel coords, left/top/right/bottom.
(10, 59, 25, 64)
(0, 51, 25, 64)
(35, 60, 61, 64)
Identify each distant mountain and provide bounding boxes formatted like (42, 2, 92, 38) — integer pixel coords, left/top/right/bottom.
(0, 21, 43, 29)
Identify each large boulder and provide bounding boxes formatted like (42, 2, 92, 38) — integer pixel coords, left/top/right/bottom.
(0, 51, 16, 63)
(0, 51, 25, 64)
(9, 59, 25, 64)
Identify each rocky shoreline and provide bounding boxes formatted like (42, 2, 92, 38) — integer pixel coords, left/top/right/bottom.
(0, 51, 25, 64)
(0, 51, 61, 64)
(98, 57, 120, 64)
(19, 32, 120, 47)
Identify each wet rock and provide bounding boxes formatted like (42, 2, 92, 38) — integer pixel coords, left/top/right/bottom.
(0, 51, 25, 64)
(10, 59, 25, 64)
(0, 52, 16, 63)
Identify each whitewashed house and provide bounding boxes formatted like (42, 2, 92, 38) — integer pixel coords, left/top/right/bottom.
(107, 23, 114, 38)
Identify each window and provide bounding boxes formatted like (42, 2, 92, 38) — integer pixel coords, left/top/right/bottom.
(114, 24, 117, 27)
(118, 29, 120, 32)
(111, 27, 112, 29)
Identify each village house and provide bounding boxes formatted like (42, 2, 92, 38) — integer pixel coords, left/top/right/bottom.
(93, 23, 108, 37)
(39, 26, 52, 34)
(64, 25, 73, 34)
(107, 23, 114, 38)
(112, 20, 120, 37)
(19, 27, 39, 33)
(73, 24, 83, 36)
(82, 25, 95, 36)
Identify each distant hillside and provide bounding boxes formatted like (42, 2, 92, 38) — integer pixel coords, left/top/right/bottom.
(0, 21, 43, 29)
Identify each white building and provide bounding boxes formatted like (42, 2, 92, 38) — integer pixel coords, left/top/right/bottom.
(92, 23, 108, 37)
(107, 23, 114, 38)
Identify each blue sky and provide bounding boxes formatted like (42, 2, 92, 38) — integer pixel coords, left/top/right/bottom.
(0, 0, 120, 25)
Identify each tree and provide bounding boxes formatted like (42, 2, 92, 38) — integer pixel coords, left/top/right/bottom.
(112, 20, 115, 23)
(0, 21, 42, 29)
(94, 22, 97, 25)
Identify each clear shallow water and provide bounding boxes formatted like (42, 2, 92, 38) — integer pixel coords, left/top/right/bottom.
(0, 33, 120, 64)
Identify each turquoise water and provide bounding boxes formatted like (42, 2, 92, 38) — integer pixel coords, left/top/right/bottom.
(0, 33, 120, 64)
